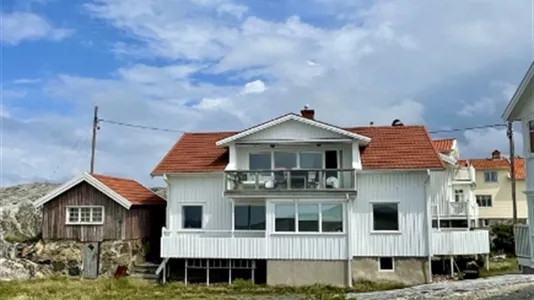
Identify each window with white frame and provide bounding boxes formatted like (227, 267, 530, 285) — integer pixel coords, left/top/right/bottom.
(66, 206, 104, 225)
(484, 171, 498, 183)
(182, 205, 203, 229)
(454, 189, 464, 202)
(372, 203, 399, 231)
(234, 204, 266, 230)
(274, 202, 343, 233)
(378, 257, 394, 271)
(476, 195, 492, 208)
(249, 151, 324, 170)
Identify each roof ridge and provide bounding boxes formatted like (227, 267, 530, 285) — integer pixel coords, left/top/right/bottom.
(91, 173, 137, 182)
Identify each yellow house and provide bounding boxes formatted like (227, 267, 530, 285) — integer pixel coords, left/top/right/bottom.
(462, 150, 527, 227)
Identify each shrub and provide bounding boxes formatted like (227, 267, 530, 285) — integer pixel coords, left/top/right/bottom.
(489, 223, 515, 255)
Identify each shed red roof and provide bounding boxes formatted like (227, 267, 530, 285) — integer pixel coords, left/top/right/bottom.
(151, 121, 444, 175)
(432, 138, 455, 153)
(92, 174, 166, 205)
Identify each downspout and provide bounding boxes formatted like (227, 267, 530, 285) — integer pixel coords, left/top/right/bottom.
(345, 192, 353, 287)
(424, 169, 433, 283)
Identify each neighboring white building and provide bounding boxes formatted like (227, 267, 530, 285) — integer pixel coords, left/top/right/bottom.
(502, 61, 534, 273)
(152, 107, 490, 286)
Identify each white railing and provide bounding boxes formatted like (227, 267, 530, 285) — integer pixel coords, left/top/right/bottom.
(160, 228, 347, 260)
(432, 201, 478, 218)
(514, 224, 531, 258)
(454, 166, 476, 182)
(432, 230, 489, 255)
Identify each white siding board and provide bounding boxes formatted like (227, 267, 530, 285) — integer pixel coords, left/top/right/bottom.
(431, 231, 489, 255)
(269, 235, 346, 260)
(353, 172, 429, 257)
(161, 235, 266, 259)
(240, 120, 344, 142)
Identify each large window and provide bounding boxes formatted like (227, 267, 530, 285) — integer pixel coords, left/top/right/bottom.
(66, 206, 104, 225)
(372, 203, 399, 231)
(274, 152, 297, 169)
(182, 205, 203, 229)
(249, 153, 271, 170)
(529, 120, 534, 153)
(234, 205, 266, 230)
(476, 195, 492, 208)
(249, 151, 325, 170)
(300, 152, 323, 169)
(484, 171, 498, 183)
(274, 202, 343, 232)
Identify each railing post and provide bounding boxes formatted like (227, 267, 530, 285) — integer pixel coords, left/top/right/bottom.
(286, 170, 291, 190)
(254, 172, 259, 190)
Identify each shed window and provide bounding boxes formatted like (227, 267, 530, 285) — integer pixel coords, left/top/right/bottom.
(529, 120, 534, 153)
(66, 206, 105, 225)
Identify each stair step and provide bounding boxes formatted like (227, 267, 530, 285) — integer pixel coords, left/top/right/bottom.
(132, 267, 158, 275)
(130, 273, 159, 280)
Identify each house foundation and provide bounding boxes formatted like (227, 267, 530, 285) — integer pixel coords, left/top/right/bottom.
(351, 257, 429, 285)
(266, 260, 347, 287)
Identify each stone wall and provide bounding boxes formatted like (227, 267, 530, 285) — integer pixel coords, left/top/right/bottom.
(267, 260, 347, 286)
(0, 239, 149, 280)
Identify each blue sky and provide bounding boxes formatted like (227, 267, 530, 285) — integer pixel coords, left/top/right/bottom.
(1, 0, 533, 186)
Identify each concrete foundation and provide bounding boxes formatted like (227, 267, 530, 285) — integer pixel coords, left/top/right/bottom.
(267, 260, 347, 286)
(352, 257, 429, 285)
(521, 265, 534, 274)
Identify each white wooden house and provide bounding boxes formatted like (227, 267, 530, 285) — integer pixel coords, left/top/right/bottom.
(502, 61, 534, 273)
(152, 107, 490, 286)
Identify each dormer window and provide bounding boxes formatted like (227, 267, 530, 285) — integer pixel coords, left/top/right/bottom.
(529, 120, 534, 153)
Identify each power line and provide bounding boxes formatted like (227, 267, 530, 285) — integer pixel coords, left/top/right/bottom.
(99, 117, 509, 135)
(98, 118, 186, 133)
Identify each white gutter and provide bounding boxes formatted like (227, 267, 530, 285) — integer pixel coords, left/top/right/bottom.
(345, 192, 353, 287)
(424, 169, 433, 283)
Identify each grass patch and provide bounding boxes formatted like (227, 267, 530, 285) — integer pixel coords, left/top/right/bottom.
(480, 257, 518, 278)
(0, 277, 406, 300)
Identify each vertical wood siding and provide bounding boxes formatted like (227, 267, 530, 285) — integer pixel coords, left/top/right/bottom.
(432, 230, 489, 255)
(42, 182, 165, 242)
(240, 120, 344, 141)
(353, 172, 429, 257)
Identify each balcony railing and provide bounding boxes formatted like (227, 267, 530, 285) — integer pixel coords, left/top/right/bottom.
(514, 224, 531, 258)
(432, 201, 478, 218)
(224, 169, 355, 193)
(454, 166, 476, 182)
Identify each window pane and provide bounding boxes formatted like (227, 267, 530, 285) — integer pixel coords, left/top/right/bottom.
(275, 204, 295, 232)
(92, 207, 103, 223)
(298, 204, 319, 232)
(300, 152, 322, 169)
(379, 257, 394, 270)
(321, 203, 343, 232)
(249, 153, 271, 170)
(373, 203, 399, 231)
(80, 207, 91, 222)
(234, 205, 265, 230)
(274, 152, 297, 169)
(183, 206, 202, 229)
(68, 208, 79, 223)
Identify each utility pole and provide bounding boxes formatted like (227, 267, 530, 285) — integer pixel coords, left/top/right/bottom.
(507, 121, 518, 224)
(90, 106, 99, 174)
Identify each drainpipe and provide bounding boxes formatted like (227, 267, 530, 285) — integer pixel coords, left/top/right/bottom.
(424, 169, 433, 283)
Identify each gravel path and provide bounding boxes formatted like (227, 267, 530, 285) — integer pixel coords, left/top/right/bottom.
(347, 275, 534, 300)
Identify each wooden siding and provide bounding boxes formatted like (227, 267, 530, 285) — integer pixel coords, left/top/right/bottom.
(239, 119, 344, 142)
(353, 172, 429, 257)
(432, 230, 489, 255)
(42, 182, 165, 242)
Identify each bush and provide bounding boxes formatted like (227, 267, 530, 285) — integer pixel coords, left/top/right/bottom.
(489, 223, 515, 255)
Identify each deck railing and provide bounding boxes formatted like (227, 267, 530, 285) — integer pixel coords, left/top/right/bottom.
(432, 230, 489, 255)
(432, 201, 478, 218)
(224, 168, 355, 192)
(514, 224, 531, 258)
(454, 166, 476, 182)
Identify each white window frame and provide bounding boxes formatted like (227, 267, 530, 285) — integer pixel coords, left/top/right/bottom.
(476, 195, 493, 208)
(272, 201, 345, 234)
(370, 201, 401, 234)
(248, 150, 326, 170)
(484, 171, 498, 183)
(454, 189, 464, 202)
(65, 205, 105, 225)
(233, 203, 266, 231)
(378, 257, 395, 272)
(180, 203, 204, 231)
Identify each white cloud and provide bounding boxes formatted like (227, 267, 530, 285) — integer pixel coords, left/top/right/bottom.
(3, 0, 532, 186)
(459, 127, 523, 159)
(1, 12, 73, 45)
(11, 78, 42, 85)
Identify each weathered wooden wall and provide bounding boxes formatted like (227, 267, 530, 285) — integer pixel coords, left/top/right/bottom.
(42, 182, 166, 242)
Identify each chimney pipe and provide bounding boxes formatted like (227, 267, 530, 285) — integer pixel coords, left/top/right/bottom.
(300, 105, 315, 120)
(491, 150, 501, 160)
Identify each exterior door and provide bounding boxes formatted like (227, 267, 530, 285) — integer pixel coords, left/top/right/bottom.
(83, 242, 99, 278)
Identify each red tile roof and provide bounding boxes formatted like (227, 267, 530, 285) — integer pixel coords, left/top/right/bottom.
(513, 158, 525, 180)
(151, 121, 444, 175)
(92, 174, 166, 205)
(460, 156, 525, 180)
(432, 138, 455, 153)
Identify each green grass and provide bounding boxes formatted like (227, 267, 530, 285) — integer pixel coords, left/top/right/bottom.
(0, 277, 406, 300)
(480, 257, 518, 278)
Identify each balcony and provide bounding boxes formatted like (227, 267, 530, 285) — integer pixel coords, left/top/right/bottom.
(453, 166, 476, 183)
(432, 201, 478, 219)
(223, 169, 356, 196)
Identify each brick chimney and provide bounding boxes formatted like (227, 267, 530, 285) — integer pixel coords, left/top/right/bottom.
(300, 105, 315, 120)
(491, 150, 501, 160)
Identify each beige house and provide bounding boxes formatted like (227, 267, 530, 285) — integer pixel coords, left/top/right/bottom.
(461, 150, 527, 227)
